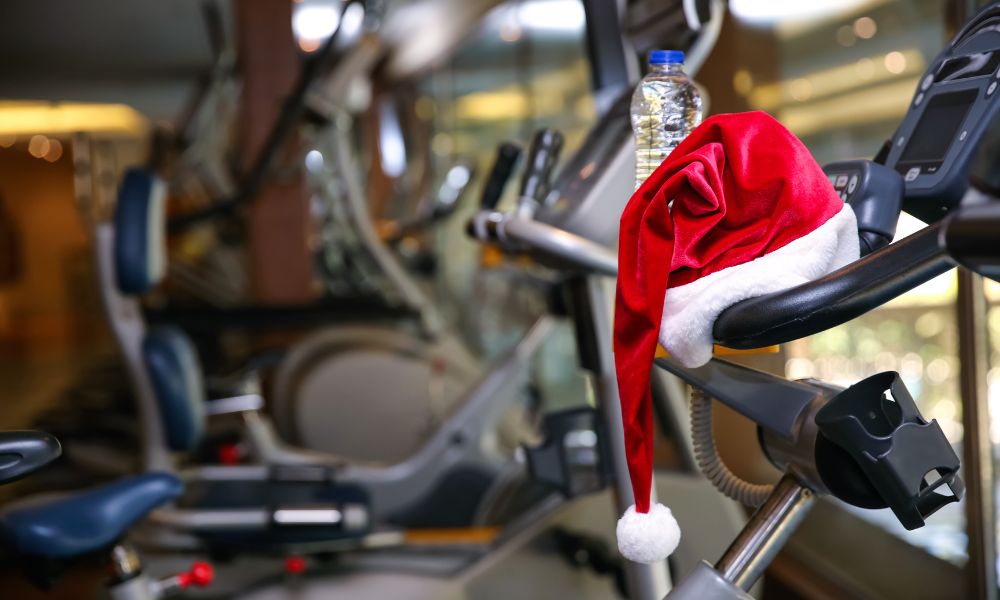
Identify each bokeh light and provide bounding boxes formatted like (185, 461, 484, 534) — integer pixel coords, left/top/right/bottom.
(43, 139, 62, 162)
(27, 135, 50, 158)
(853, 17, 877, 40)
(884, 51, 907, 74)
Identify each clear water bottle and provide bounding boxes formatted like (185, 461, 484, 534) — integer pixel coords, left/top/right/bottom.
(630, 50, 704, 189)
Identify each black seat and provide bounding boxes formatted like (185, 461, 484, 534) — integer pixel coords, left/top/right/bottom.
(0, 473, 181, 558)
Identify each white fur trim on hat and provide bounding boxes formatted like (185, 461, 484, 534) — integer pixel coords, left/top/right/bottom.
(659, 204, 860, 368)
(616, 503, 681, 563)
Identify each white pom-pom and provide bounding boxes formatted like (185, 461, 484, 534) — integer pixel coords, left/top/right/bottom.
(616, 503, 681, 563)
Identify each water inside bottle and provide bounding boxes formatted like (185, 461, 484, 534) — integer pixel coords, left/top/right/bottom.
(631, 64, 703, 189)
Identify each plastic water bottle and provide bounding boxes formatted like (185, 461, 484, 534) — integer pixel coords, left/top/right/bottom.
(630, 50, 704, 189)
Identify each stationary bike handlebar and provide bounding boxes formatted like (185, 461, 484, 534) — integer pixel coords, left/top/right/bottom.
(472, 190, 1000, 349)
(712, 221, 954, 348)
(716, 112, 1000, 347)
(469, 210, 618, 276)
(473, 110, 1000, 350)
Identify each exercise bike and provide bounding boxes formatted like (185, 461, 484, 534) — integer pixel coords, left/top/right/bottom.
(473, 3, 1000, 597)
(0, 431, 216, 599)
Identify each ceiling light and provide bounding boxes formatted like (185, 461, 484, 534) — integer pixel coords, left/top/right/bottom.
(0, 102, 147, 136)
(517, 0, 585, 32)
(730, 0, 867, 25)
(292, 3, 341, 51)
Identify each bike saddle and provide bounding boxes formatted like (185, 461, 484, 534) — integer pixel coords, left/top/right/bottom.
(0, 472, 182, 558)
(0, 431, 61, 485)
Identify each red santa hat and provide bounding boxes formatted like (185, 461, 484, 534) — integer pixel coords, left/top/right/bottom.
(613, 111, 859, 563)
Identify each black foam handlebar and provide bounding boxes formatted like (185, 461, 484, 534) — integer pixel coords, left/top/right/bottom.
(480, 143, 522, 210)
(519, 129, 564, 204)
(712, 224, 952, 348)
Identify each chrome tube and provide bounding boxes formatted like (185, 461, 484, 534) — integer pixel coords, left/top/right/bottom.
(714, 475, 815, 591)
(471, 211, 619, 277)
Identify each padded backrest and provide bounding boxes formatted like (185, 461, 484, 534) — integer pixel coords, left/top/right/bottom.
(114, 168, 167, 295)
(143, 326, 206, 452)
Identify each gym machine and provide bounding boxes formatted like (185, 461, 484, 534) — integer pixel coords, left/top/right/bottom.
(0, 431, 217, 599)
(475, 4, 1000, 597)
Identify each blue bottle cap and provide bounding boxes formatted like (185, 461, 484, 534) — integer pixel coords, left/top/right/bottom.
(649, 50, 685, 65)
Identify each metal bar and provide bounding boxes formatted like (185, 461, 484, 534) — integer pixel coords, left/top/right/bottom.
(144, 297, 416, 333)
(325, 123, 443, 334)
(204, 394, 264, 416)
(470, 211, 619, 276)
(500, 216, 619, 276)
(714, 475, 815, 591)
(650, 369, 698, 473)
(580, 276, 671, 599)
(956, 269, 997, 600)
(580, 0, 634, 110)
(150, 507, 270, 531)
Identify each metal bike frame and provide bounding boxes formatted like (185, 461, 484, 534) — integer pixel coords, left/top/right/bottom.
(572, 275, 673, 598)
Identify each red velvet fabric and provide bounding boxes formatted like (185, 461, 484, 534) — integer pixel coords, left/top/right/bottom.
(613, 111, 843, 512)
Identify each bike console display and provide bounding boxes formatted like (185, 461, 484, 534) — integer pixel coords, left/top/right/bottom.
(883, 5, 1000, 221)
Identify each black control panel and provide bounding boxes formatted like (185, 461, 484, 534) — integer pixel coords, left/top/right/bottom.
(825, 166, 862, 203)
(824, 160, 903, 255)
(883, 5, 1000, 222)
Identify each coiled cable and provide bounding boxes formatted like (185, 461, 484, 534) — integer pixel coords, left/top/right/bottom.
(690, 388, 774, 507)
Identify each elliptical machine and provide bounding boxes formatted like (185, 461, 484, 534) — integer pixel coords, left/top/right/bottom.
(265, 0, 724, 465)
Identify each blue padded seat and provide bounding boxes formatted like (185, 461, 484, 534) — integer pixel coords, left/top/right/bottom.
(0, 473, 182, 558)
(144, 326, 206, 452)
(115, 168, 167, 295)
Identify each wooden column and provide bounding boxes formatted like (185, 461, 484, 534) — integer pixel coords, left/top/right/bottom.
(235, 0, 317, 303)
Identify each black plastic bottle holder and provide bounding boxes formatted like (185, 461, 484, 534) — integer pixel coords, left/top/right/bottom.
(814, 371, 964, 530)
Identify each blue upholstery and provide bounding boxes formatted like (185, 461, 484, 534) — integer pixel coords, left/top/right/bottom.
(0, 473, 182, 558)
(115, 168, 167, 295)
(144, 326, 207, 452)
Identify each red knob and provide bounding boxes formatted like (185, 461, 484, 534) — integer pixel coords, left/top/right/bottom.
(218, 443, 242, 465)
(285, 555, 308, 575)
(178, 561, 214, 588)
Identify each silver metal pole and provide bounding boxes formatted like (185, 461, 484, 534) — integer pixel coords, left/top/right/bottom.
(714, 475, 815, 591)
(584, 276, 671, 599)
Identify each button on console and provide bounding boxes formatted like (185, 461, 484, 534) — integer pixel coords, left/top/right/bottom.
(905, 167, 921, 182)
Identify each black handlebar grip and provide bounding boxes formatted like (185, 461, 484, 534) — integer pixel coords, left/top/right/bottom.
(519, 129, 564, 203)
(480, 143, 522, 210)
